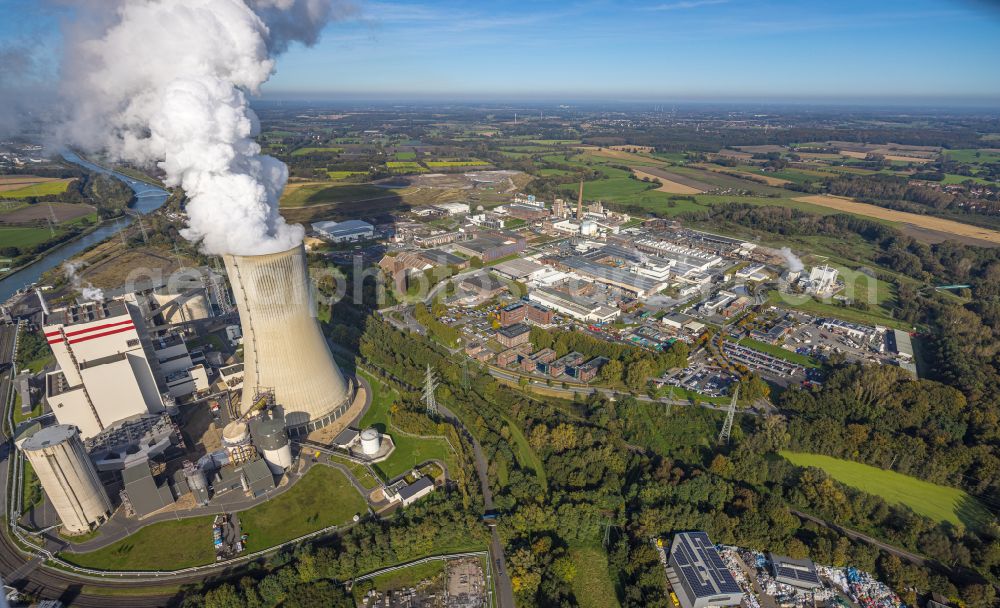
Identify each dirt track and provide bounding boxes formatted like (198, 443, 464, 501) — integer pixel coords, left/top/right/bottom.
(793, 195, 1000, 246)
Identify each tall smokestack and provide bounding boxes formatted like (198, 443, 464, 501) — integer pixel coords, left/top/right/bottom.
(577, 180, 584, 220)
(224, 244, 354, 435)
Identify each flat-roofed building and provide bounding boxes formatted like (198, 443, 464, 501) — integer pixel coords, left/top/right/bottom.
(493, 258, 546, 281)
(768, 554, 822, 590)
(667, 532, 743, 608)
(497, 323, 531, 348)
(452, 232, 526, 263)
(528, 287, 619, 324)
(312, 219, 375, 243)
(576, 356, 609, 382)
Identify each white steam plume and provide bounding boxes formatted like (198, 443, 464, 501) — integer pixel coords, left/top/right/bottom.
(56, 0, 348, 256)
(63, 261, 105, 302)
(779, 247, 804, 273)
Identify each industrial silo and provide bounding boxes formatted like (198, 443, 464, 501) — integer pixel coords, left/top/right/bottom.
(183, 460, 210, 506)
(223, 244, 354, 435)
(360, 428, 381, 456)
(252, 413, 292, 474)
(222, 420, 255, 465)
(18, 425, 112, 534)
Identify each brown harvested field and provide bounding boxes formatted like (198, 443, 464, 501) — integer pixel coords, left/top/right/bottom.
(0, 176, 70, 192)
(733, 145, 785, 153)
(632, 169, 702, 194)
(576, 146, 659, 163)
(0, 202, 95, 224)
(839, 149, 931, 163)
(793, 195, 1000, 247)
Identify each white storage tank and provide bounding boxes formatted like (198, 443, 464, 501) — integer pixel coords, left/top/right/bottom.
(222, 420, 255, 465)
(18, 424, 112, 534)
(360, 428, 381, 455)
(253, 413, 292, 474)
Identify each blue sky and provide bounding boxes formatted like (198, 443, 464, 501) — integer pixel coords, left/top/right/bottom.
(3, 0, 1000, 102)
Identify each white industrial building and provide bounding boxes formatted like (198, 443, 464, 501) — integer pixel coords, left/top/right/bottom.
(17, 424, 112, 534)
(433, 202, 471, 215)
(801, 265, 839, 295)
(43, 297, 165, 440)
(528, 287, 619, 323)
(312, 219, 375, 243)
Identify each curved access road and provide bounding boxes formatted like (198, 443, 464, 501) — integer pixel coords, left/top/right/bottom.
(437, 403, 516, 608)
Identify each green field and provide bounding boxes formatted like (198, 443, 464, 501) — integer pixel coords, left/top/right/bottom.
(62, 516, 216, 571)
(326, 170, 366, 180)
(941, 173, 996, 186)
(281, 183, 392, 208)
(240, 466, 367, 551)
(385, 161, 427, 173)
(395, 151, 417, 160)
(766, 290, 909, 329)
(0, 180, 72, 199)
(291, 146, 344, 156)
(780, 451, 993, 530)
(0, 226, 60, 250)
(569, 543, 620, 608)
(944, 149, 1000, 164)
(425, 160, 490, 167)
(358, 370, 458, 480)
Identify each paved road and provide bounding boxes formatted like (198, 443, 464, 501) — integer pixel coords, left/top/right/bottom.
(437, 404, 516, 608)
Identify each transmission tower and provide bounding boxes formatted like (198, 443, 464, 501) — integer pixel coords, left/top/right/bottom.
(719, 384, 739, 444)
(422, 364, 438, 416)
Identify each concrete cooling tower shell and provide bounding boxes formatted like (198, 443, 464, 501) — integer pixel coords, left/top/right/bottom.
(224, 244, 354, 435)
(19, 425, 112, 534)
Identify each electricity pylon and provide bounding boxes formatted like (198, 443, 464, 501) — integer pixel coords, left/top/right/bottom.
(719, 384, 739, 444)
(423, 364, 438, 416)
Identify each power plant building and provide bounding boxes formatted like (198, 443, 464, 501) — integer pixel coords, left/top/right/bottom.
(43, 297, 164, 440)
(224, 244, 355, 436)
(252, 413, 293, 474)
(17, 425, 112, 534)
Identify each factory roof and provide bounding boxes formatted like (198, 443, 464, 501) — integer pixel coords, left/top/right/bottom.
(669, 532, 742, 599)
(456, 233, 524, 253)
(417, 249, 467, 267)
(493, 258, 545, 279)
(561, 256, 663, 294)
(768, 554, 822, 589)
(312, 219, 374, 237)
(123, 462, 175, 517)
(890, 329, 914, 359)
(48, 299, 129, 328)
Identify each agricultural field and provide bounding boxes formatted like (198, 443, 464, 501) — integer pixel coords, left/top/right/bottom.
(290, 146, 344, 156)
(394, 151, 417, 160)
(0, 178, 73, 199)
(943, 148, 1000, 164)
(941, 173, 996, 185)
(425, 160, 490, 167)
(385, 161, 427, 173)
(0, 226, 62, 251)
(326, 170, 366, 180)
(0, 202, 96, 224)
(792, 195, 1000, 245)
(779, 451, 993, 530)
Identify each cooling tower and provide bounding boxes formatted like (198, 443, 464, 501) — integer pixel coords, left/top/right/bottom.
(19, 425, 112, 534)
(224, 244, 354, 435)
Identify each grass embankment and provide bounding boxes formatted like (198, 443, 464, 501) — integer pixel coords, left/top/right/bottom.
(570, 543, 621, 608)
(240, 466, 366, 551)
(63, 466, 367, 570)
(62, 516, 216, 571)
(780, 451, 993, 530)
(358, 369, 458, 480)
